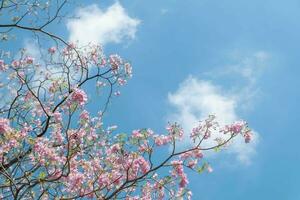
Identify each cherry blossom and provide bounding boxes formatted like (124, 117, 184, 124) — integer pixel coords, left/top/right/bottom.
(0, 3, 253, 197)
(71, 88, 88, 106)
(0, 60, 7, 71)
(0, 118, 11, 134)
(48, 47, 56, 54)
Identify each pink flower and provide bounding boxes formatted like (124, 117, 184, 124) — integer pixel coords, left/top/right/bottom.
(53, 112, 62, 123)
(20, 123, 31, 138)
(0, 118, 11, 134)
(114, 91, 121, 96)
(96, 81, 106, 87)
(109, 54, 122, 70)
(68, 43, 76, 50)
(206, 165, 213, 173)
(154, 135, 171, 146)
(191, 126, 201, 139)
(109, 144, 121, 154)
(98, 173, 110, 188)
(71, 88, 88, 106)
(62, 48, 69, 55)
(124, 62, 132, 77)
(8, 139, 18, 148)
(179, 174, 189, 188)
(48, 47, 56, 54)
(166, 124, 184, 139)
(25, 56, 34, 64)
(244, 132, 252, 143)
(179, 152, 193, 159)
(24, 92, 33, 101)
(53, 129, 63, 144)
(171, 160, 189, 188)
(231, 121, 245, 134)
(100, 58, 106, 66)
(132, 130, 142, 138)
(11, 60, 21, 68)
(118, 78, 127, 86)
(80, 110, 89, 121)
(0, 60, 7, 71)
(91, 54, 98, 63)
(138, 143, 148, 152)
(136, 157, 150, 174)
(187, 160, 197, 168)
(193, 149, 203, 159)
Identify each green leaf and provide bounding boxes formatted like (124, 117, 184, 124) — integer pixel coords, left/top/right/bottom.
(38, 172, 46, 179)
(116, 133, 127, 142)
(129, 138, 139, 145)
(196, 162, 208, 174)
(164, 176, 172, 184)
(27, 137, 35, 145)
(196, 166, 204, 174)
(214, 146, 221, 152)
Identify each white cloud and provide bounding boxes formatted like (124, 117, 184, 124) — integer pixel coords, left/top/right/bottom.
(168, 77, 236, 128)
(67, 2, 140, 46)
(167, 51, 268, 165)
(168, 77, 259, 165)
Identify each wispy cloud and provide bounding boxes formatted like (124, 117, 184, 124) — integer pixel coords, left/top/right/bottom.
(167, 51, 268, 165)
(67, 2, 140, 47)
(209, 50, 269, 84)
(160, 8, 169, 15)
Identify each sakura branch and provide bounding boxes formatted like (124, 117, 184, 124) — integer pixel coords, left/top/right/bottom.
(0, 1, 253, 199)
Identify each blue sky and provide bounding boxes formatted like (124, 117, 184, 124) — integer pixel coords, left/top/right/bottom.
(7, 0, 300, 199)
(96, 1, 299, 199)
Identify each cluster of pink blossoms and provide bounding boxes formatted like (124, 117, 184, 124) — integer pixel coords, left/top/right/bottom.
(0, 118, 28, 162)
(127, 156, 150, 178)
(0, 60, 8, 71)
(89, 45, 106, 67)
(0, 44, 253, 199)
(167, 123, 184, 139)
(154, 134, 172, 146)
(53, 111, 63, 123)
(109, 54, 123, 71)
(190, 115, 252, 144)
(62, 43, 77, 56)
(179, 149, 203, 168)
(31, 138, 65, 166)
(153, 124, 184, 146)
(0, 118, 11, 134)
(24, 56, 34, 64)
(171, 160, 189, 188)
(79, 110, 90, 122)
(48, 46, 56, 54)
(7, 56, 35, 70)
(222, 121, 252, 143)
(71, 88, 88, 106)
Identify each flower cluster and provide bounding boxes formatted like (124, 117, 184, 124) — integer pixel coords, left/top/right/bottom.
(0, 45, 253, 200)
(48, 47, 56, 54)
(0, 118, 11, 134)
(0, 60, 8, 71)
(71, 88, 88, 106)
(221, 121, 252, 143)
(171, 160, 189, 188)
